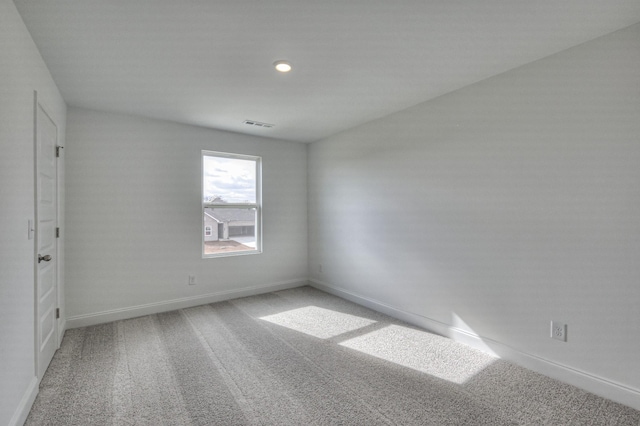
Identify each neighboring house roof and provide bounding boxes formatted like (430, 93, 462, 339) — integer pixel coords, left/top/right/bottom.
(204, 208, 255, 223)
(204, 211, 221, 223)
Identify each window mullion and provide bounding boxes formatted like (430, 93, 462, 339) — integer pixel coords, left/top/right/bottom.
(203, 203, 258, 209)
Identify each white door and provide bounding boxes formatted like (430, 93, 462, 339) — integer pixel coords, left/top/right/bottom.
(35, 97, 58, 379)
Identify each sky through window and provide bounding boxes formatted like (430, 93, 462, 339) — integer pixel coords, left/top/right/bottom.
(203, 155, 256, 203)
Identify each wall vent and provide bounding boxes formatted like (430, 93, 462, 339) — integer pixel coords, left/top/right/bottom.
(243, 120, 274, 128)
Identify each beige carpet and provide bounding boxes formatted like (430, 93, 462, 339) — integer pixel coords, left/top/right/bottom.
(26, 286, 640, 425)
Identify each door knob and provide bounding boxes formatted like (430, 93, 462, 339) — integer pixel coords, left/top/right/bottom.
(38, 254, 52, 263)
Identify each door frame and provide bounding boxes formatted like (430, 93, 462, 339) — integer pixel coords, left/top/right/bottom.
(33, 91, 60, 380)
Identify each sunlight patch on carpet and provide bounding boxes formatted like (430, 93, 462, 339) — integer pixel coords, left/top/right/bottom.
(260, 306, 376, 339)
(340, 324, 496, 384)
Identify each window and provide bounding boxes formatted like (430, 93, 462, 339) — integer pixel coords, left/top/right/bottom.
(202, 151, 261, 257)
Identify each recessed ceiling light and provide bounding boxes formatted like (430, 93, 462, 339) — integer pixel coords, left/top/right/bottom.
(273, 60, 292, 73)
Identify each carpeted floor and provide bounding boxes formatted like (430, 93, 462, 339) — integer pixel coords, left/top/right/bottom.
(26, 286, 640, 425)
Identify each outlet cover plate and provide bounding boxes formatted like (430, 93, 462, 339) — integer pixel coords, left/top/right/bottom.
(551, 321, 567, 342)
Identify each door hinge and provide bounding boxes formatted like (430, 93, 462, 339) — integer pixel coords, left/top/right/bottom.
(56, 227, 60, 238)
(56, 145, 63, 157)
(56, 308, 60, 319)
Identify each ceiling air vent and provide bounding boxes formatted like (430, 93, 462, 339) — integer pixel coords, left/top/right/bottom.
(243, 120, 274, 128)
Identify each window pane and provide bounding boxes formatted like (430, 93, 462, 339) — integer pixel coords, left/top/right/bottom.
(203, 155, 256, 203)
(204, 207, 257, 255)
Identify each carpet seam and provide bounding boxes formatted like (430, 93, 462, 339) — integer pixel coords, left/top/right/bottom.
(230, 297, 399, 426)
(200, 302, 317, 424)
(180, 309, 261, 426)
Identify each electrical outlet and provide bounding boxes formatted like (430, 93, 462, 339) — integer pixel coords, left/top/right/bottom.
(188, 275, 197, 285)
(551, 321, 567, 342)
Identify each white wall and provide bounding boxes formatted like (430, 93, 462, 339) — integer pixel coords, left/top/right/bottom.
(308, 23, 640, 409)
(65, 108, 307, 324)
(0, 0, 67, 424)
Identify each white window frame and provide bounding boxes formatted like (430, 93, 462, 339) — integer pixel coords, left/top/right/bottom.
(202, 150, 262, 258)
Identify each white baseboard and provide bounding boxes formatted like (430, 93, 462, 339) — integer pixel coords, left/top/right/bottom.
(67, 279, 308, 329)
(9, 376, 38, 426)
(310, 279, 640, 411)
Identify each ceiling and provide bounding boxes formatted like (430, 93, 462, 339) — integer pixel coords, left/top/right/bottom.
(14, 0, 640, 143)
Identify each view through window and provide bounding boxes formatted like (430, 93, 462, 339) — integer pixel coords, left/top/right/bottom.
(202, 151, 261, 257)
